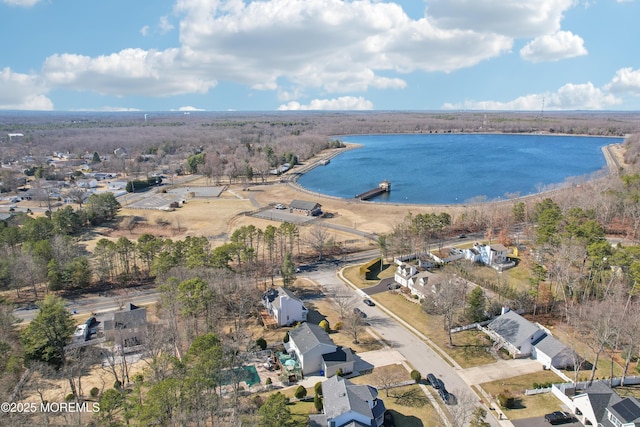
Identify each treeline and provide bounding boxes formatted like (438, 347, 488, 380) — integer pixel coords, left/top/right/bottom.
(0, 193, 120, 297)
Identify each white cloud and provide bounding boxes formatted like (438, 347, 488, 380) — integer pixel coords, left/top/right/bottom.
(177, 105, 205, 111)
(159, 16, 174, 33)
(278, 96, 373, 110)
(2, 0, 42, 7)
(0, 67, 53, 110)
(426, 0, 576, 38)
(443, 82, 620, 110)
(41, 48, 217, 97)
(605, 67, 640, 96)
(140, 25, 150, 37)
(520, 31, 587, 62)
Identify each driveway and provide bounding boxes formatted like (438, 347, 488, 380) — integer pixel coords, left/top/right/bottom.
(362, 277, 395, 295)
(354, 348, 406, 372)
(512, 415, 582, 427)
(460, 358, 544, 386)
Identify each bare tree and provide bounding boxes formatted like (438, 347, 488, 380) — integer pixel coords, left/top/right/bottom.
(423, 273, 467, 347)
(331, 292, 358, 320)
(344, 310, 366, 344)
(306, 225, 331, 261)
(447, 388, 482, 427)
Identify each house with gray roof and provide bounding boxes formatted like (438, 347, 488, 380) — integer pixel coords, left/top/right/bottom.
(285, 322, 353, 377)
(262, 286, 308, 327)
(309, 375, 386, 427)
(483, 309, 577, 368)
(289, 199, 322, 216)
(563, 381, 640, 427)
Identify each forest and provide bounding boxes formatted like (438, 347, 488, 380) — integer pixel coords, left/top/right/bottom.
(1, 111, 640, 426)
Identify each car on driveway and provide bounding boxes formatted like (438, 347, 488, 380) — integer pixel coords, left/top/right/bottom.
(426, 373, 438, 387)
(544, 411, 573, 424)
(353, 308, 367, 318)
(275, 204, 286, 209)
(438, 388, 453, 405)
(363, 299, 375, 307)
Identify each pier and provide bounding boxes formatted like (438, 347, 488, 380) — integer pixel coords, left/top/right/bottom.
(355, 180, 391, 201)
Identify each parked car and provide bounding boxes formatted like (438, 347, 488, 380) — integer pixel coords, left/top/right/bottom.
(353, 308, 366, 318)
(544, 411, 573, 424)
(426, 373, 438, 387)
(438, 388, 453, 404)
(363, 299, 375, 307)
(275, 204, 286, 210)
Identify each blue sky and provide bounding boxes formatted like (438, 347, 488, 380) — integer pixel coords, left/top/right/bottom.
(1, 0, 639, 112)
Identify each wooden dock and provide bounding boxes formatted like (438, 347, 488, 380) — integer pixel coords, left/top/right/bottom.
(355, 180, 391, 200)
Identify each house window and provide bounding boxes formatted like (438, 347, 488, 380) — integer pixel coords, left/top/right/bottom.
(607, 411, 623, 427)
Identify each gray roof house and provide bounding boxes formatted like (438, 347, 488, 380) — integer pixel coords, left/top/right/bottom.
(484, 309, 576, 368)
(568, 381, 640, 427)
(309, 375, 386, 427)
(262, 286, 308, 327)
(103, 303, 147, 348)
(285, 323, 354, 377)
(289, 199, 322, 216)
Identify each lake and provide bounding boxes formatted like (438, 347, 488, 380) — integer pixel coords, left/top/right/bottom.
(296, 133, 622, 204)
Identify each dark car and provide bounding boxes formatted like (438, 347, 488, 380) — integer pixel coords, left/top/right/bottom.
(438, 388, 453, 404)
(544, 411, 573, 424)
(353, 308, 366, 318)
(426, 373, 438, 387)
(363, 299, 375, 307)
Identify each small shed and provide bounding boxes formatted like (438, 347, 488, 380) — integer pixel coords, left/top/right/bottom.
(289, 199, 322, 216)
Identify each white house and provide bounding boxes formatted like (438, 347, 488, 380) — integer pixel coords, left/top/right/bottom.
(394, 261, 417, 288)
(484, 309, 577, 369)
(568, 381, 640, 427)
(262, 287, 308, 327)
(285, 323, 353, 376)
(309, 375, 386, 427)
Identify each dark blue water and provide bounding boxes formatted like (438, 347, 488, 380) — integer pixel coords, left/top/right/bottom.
(297, 134, 621, 204)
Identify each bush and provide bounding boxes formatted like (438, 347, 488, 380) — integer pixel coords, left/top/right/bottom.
(319, 319, 330, 333)
(252, 395, 263, 408)
(410, 370, 422, 383)
(90, 387, 100, 398)
(283, 331, 290, 343)
(334, 322, 343, 331)
(114, 380, 122, 390)
(65, 393, 75, 402)
(497, 390, 516, 409)
(256, 337, 267, 350)
(336, 368, 343, 377)
(314, 381, 323, 396)
(294, 385, 307, 399)
(314, 394, 323, 412)
(265, 377, 272, 385)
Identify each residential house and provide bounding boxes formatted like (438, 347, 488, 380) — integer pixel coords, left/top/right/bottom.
(483, 309, 576, 369)
(285, 322, 354, 377)
(309, 375, 386, 427)
(289, 199, 322, 216)
(564, 381, 640, 427)
(394, 261, 417, 288)
(262, 286, 308, 327)
(103, 303, 147, 348)
(77, 179, 98, 189)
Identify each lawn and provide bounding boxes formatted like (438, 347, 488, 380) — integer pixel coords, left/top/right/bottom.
(367, 289, 496, 368)
(479, 371, 568, 420)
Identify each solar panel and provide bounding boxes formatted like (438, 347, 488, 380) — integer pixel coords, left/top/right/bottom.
(612, 398, 640, 422)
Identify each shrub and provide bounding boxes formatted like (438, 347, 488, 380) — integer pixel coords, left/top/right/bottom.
(265, 378, 272, 385)
(314, 394, 323, 412)
(334, 322, 343, 331)
(497, 390, 516, 409)
(252, 395, 264, 408)
(256, 337, 267, 350)
(283, 331, 290, 343)
(336, 368, 343, 377)
(65, 393, 75, 402)
(410, 370, 422, 383)
(319, 319, 330, 333)
(89, 387, 100, 398)
(294, 385, 307, 399)
(314, 381, 323, 396)
(114, 380, 122, 390)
